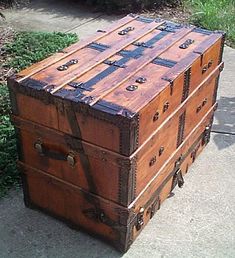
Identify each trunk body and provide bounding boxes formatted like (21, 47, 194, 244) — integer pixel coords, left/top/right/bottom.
(8, 15, 225, 252)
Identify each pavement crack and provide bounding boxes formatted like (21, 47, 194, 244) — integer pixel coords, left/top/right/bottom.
(65, 14, 104, 33)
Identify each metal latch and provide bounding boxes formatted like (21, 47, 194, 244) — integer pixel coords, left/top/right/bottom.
(172, 169, 184, 190)
(136, 207, 145, 231)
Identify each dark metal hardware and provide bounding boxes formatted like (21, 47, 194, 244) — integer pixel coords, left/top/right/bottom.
(67, 153, 76, 167)
(34, 142, 43, 155)
(163, 101, 170, 112)
(126, 85, 138, 91)
(152, 57, 177, 68)
(191, 144, 200, 163)
(158, 22, 183, 32)
(202, 125, 211, 145)
(118, 26, 135, 35)
(193, 27, 212, 36)
(147, 196, 161, 219)
(208, 60, 213, 68)
(87, 42, 110, 52)
(103, 60, 126, 68)
(132, 41, 153, 48)
(159, 147, 164, 156)
(172, 169, 184, 190)
(177, 111, 186, 147)
(153, 111, 160, 122)
(182, 68, 191, 102)
(136, 207, 145, 231)
(196, 98, 207, 113)
(136, 16, 154, 23)
(202, 60, 213, 74)
(149, 156, 157, 167)
(97, 29, 106, 33)
(179, 39, 195, 49)
(136, 77, 147, 84)
(175, 155, 183, 168)
(162, 77, 174, 95)
(34, 141, 76, 167)
(57, 59, 78, 71)
(68, 81, 84, 89)
(83, 208, 106, 223)
(202, 65, 208, 74)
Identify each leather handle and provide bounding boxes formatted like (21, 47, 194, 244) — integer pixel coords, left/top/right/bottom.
(34, 141, 76, 167)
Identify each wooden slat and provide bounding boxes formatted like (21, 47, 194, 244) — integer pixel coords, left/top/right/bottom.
(17, 14, 138, 82)
(50, 20, 165, 94)
(83, 26, 196, 106)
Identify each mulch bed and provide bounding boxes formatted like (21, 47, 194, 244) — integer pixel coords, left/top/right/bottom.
(141, 5, 191, 23)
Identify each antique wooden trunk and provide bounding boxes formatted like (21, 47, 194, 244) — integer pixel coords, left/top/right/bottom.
(8, 14, 225, 252)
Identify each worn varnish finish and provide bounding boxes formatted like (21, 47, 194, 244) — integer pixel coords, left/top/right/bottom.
(8, 14, 225, 156)
(11, 61, 222, 206)
(8, 15, 225, 252)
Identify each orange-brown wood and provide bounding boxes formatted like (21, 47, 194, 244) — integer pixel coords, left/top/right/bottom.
(12, 62, 220, 206)
(19, 103, 215, 252)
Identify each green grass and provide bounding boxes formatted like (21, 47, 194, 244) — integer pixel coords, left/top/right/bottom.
(4, 31, 78, 72)
(186, 0, 235, 47)
(0, 31, 78, 197)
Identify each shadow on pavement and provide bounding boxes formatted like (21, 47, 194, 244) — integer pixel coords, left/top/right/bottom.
(212, 96, 235, 150)
(17, 0, 111, 19)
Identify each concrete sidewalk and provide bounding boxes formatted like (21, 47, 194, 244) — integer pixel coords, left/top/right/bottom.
(0, 1, 235, 257)
(0, 0, 122, 38)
